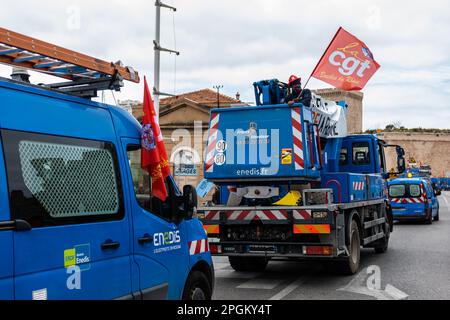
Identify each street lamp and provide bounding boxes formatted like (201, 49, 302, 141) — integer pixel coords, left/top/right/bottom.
(213, 85, 224, 109)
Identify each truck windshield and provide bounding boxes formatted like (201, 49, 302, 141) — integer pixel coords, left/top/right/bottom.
(389, 184, 422, 198)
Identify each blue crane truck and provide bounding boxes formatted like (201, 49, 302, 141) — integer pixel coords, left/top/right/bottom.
(198, 80, 406, 275)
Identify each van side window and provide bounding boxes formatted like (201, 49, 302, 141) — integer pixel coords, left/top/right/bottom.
(126, 145, 176, 221)
(352, 142, 370, 166)
(339, 147, 348, 166)
(1, 130, 124, 227)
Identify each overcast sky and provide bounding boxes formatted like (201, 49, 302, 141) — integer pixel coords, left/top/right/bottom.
(1, 0, 449, 130)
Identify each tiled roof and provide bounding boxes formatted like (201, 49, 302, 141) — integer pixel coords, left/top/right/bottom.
(160, 88, 240, 106)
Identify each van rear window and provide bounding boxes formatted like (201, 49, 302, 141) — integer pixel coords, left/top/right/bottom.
(409, 185, 421, 197)
(389, 185, 405, 197)
(1, 130, 124, 227)
(389, 184, 422, 198)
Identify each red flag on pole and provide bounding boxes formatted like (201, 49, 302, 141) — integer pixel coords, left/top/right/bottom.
(141, 76, 171, 201)
(311, 27, 380, 91)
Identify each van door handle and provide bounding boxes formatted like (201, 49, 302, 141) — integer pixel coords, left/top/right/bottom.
(101, 240, 121, 250)
(138, 234, 154, 245)
(0, 220, 32, 232)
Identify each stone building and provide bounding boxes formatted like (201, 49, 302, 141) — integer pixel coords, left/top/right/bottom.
(313, 88, 364, 134)
(131, 89, 242, 201)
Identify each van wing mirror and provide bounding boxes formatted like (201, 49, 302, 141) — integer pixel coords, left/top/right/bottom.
(396, 146, 405, 157)
(183, 185, 198, 219)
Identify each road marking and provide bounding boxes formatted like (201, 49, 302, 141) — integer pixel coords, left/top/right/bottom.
(214, 262, 231, 270)
(442, 195, 449, 211)
(338, 268, 408, 300)
(238, 278, 284, 290)
(215, 269, 261, 279)
(269, 277, 308, 300)
(384, 284, 409, 300)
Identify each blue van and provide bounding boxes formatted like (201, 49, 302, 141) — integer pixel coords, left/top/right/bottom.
(388, 178, 440, 224)
(0, 77, 214, 300)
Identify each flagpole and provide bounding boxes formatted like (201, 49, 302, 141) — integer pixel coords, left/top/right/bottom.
(302, 26, 343, 92)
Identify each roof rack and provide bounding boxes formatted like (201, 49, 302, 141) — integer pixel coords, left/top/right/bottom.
(0, 27, 140, 99)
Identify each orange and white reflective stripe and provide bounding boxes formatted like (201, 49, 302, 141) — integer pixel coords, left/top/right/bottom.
(293, 224, 331, 234)
(291, 108, 305, 170)
(203, 225, 220, 234)
(204, 211, 221, 220)
(353, 181, 365, 191)
(204, 210, 312, 221)
(226, 210, 289, 221)
(292, 210, 312, 220)
(205, 113, 220, 173)
(189, 239, 209, 256)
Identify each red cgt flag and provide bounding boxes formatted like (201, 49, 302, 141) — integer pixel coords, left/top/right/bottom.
(311, 27, 380, 91)
(141, 76, 171, 201)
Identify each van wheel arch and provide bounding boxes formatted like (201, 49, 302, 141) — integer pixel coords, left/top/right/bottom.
(182, 260, 214, 300)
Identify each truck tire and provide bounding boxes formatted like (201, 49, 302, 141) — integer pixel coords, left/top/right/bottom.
(182, 271, 212, 300)
(229, 256, 268, 272)
(336, 220, 361, 275)
(374, 222, 390, 254)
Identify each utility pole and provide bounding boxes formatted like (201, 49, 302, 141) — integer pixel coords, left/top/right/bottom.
(213, 85, 223, 109)
(154, 0, 180, 121)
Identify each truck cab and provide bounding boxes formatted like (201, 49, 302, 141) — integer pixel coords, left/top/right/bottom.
(388, 178, 440, 224)
(0, 76, 214, 300)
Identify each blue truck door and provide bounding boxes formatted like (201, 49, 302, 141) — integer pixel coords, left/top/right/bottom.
(1, 130, 132, 300)
(122, 139, 190, 300)
(0, 136, 14, 300)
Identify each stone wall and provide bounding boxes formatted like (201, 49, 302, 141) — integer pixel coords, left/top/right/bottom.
(380, 132, 450, 177)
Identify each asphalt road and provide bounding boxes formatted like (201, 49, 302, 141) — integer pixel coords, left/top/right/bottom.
(212, 192, 450, 300)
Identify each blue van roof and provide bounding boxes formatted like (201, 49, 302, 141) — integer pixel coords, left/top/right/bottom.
(388, 178, 426, 185)
(0, 78, 142, 141)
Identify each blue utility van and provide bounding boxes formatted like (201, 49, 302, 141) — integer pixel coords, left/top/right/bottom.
(388, 178, 440, 224)
(0, 77, 214, 300)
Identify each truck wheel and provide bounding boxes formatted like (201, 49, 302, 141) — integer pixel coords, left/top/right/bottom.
(182, 271, 212, 300)
(229, 256, 268, 272)
(374, 222, 390, 254)
(336, 220, 361, 275)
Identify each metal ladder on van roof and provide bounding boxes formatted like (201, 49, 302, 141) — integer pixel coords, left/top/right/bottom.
(0, 27, 140, 98)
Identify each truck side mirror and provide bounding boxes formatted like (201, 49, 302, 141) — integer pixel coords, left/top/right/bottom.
(396, 146, 405, 157)
(183, 185, 198, 220)
(397, 157, 406, 174)
(395, 146, 406, 173)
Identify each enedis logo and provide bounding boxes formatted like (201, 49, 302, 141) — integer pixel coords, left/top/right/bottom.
(154, 231, 181, 247)
(64, 244, 91, 271)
